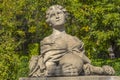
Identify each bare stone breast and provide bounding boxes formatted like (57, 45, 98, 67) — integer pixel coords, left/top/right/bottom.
(59, 53, 83, 74)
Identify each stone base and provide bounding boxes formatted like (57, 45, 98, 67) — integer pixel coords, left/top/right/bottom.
(19, 76, 120, 80)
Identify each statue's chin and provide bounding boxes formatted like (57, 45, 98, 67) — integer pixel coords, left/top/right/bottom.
(52, 22, 65, 27)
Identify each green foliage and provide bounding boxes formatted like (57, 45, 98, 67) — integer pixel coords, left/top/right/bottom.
(0, 54, 19, 80)
(28, 43, 39, 56)
(17, 56, 29, 79)
(0, 31, 19, 80)
(0, 0, 120, 79)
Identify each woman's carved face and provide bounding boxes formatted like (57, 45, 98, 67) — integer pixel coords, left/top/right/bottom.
(49, 7, 66, 27)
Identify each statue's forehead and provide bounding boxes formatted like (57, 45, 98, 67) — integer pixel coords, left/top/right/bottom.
(50, 6, 61, 12)
(51, 6, 59, 10)
(48, 7, 62, 14)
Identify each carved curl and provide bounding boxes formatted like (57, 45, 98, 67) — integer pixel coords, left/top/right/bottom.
(46, 5, 68, 25)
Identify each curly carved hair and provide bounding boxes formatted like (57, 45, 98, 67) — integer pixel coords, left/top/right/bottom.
(46, 5, 68, 25)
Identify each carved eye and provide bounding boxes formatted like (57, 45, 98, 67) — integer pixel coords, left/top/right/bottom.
(57, 12, 60, 14)
(57, 11, 62, 14)
(50, 13, 55, 17)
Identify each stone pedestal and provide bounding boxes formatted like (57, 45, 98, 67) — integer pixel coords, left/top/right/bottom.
(19, 76, 120, 80)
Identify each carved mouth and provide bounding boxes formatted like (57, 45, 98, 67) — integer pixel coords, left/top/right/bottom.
(56, 19, 61, 22)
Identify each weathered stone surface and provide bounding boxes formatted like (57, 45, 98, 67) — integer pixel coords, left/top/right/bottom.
(19, 76, 120, 80)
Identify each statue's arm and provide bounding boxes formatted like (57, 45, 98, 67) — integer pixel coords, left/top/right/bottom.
(73, 36, 91, 63)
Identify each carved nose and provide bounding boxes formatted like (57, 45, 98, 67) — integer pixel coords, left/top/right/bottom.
(55, 14, 59, 19)
(56, 16, 59, 19)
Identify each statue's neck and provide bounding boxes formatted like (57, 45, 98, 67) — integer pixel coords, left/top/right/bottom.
(52, 28, 66, 36)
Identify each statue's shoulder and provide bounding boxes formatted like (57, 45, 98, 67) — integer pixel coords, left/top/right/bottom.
(74, 36, 82, 42)
(66, 34, 83, 43)
(40, 35, 53, 46)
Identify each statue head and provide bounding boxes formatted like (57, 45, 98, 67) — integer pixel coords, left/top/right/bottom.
(46, 5, 68, 27)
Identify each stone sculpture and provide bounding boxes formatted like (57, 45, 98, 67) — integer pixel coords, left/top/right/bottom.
(29, 5, 115, 77)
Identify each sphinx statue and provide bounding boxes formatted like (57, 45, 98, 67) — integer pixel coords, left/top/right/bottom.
(29, 5, 115, 77)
